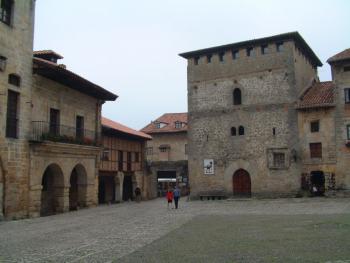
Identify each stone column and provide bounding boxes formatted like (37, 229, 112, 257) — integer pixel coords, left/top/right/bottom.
(28, 184, 42, 218)
(85, 183, 97, 207)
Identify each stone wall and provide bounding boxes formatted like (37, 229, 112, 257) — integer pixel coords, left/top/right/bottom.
(0, 0, 35, 219)
(146, 132, 187, 162)
(332, 61, 350, 189)
(186, 39, 317, 198)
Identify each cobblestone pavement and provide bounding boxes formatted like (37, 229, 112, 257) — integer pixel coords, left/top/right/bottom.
(0, 197, 350, 262)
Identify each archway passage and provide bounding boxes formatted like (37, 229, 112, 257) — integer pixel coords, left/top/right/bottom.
(40, 164, 64, 216)
(69, 164, 87, 210)
(98, 175, 116, 204)
(123, 174, 133, 201)
(232, 169, 251, 197)
(310, 171, 325, 196)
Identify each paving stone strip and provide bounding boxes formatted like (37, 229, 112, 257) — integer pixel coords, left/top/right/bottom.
(0, 198, 349, 262)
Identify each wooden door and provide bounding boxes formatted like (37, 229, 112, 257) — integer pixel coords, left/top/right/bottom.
(233, 169, 251, 196)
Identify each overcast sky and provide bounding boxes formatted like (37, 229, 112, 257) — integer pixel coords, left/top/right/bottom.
(34, 0, 350, 130)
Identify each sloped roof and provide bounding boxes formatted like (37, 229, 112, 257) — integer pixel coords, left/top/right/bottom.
(33, 57, 117, 101)
(141, 113, 188, 134)
(327, 48, 350, 64)
(102, 117, 152, 140)
(179, 31, 322, 67)
(297, 81, 335, 109)
(34, 50, 63, 59)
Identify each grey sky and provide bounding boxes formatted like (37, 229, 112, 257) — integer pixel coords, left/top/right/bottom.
(34, 0, 350, 130)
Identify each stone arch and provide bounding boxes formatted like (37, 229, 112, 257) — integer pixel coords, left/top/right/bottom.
(224, 160, 257, 195)
(69, 164, 88, 210)
(232, 169, 251, 197)
(310, 170, 325, 196)
(40, 163, 65, 216)
(233, 88, 242, 105)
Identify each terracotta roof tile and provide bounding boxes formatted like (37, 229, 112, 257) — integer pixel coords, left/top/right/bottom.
(102, 117, 152, 140)
(141, 113, 188, 134)
(327, 48, 350, 63)
(298, 81, 335, 109)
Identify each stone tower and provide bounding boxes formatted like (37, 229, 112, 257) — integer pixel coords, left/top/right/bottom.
(0, 0, 36, 219)
(179, 32, 322, 198)
(328, 49, 350, 191)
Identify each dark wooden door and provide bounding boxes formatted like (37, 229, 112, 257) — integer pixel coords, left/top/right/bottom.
(233, 169, 251, 196)
(49, 108, 60, 135)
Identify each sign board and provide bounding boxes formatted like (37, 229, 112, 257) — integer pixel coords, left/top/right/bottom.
(204, 159, 214, 175)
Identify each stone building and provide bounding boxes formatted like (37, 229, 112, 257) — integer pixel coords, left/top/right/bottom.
(179, 32, 326, 198)
(141, 113, 188, 197)
(99, 117, 151, 203)
(0, 1, 117, 219)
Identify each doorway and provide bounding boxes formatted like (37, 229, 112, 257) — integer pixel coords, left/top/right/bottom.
(232, 169, 251, 197)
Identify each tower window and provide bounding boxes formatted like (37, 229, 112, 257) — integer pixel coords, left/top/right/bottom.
(6, 90, 19, 138)
(273, 128, 276, 136)
(194, 56, 200, 65)
(344, 88, 350, 104)
(0, 55, 7, 71)
(238, 126, 245, 136)
(261, 44, 268, 55)
(310, 120, 320, 133)
(310, 143, 322, 158)
(231, 127, 237, 136)
(233, 88, 242, 105)
(232, 50, 239, 60)
(246, 47, 254, 57)
(0, 0, 13, 25)
(8, 74, 21, 87)
(219, 52, 225, 62)
(206, 54, 212, 63)
(276, 42, 284, 52)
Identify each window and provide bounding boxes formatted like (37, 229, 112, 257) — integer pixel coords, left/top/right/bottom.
(345, 88, 350, 104)
(155, 122, 161, 129)
(219, 52, 225, 62)
(76, 115, 84, 139)
(273, 153, 285, 168)
(231, 127, 237, 136)
(238, 126, 245, 136)
(233, 88, 242, 105)
(206, 54, 212, 63)
(273, 128, 276, 136)
(276, 42, 284, 52)
(8, 74, 20, 87)
(246, 47, 254, 57)
(6, 90, 18, 138)
(49, 108, 60, 135)
(175, 121, 182, 129)
(146, 147, 153, 155)
(118, 151, 123, 171)
(310, 120, 320, 133)
(159, 147, 167, 152)
(185, 144, 188, 155)
(347, 125, 350, 140)
(102, 149, 109, 161)
(0, 0, 13, 25)
(261, 44, 268, 55)
(0, 55, 7, 71)
(310, 143, 322, 158)
(232, 50, 239, 60)
(135, 152, 140, 162)
(194, 56, 200, 65)
(344, 66, 350, 72)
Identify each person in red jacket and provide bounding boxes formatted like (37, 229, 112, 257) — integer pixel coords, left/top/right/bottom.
(166, 188, 173, 209)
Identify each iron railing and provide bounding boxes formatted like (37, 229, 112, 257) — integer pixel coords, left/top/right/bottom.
(31, 121, 99, 146)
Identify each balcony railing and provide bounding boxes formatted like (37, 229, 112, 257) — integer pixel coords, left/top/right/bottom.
(31, 121, 99, 146)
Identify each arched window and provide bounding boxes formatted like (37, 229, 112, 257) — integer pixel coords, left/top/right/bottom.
(238, 126, 244, 136)
(231, 127, 236, 136)
(233, 88, 242, 105)
(8, 73, 21, 87)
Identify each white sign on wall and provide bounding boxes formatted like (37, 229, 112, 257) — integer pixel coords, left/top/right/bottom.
(204, 159, 214, 175)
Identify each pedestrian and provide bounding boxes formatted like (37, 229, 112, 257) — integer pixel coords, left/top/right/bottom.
(166, 188, 173, 209)
(173, 186, 180, 209)
(135, 187, 141, 203)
